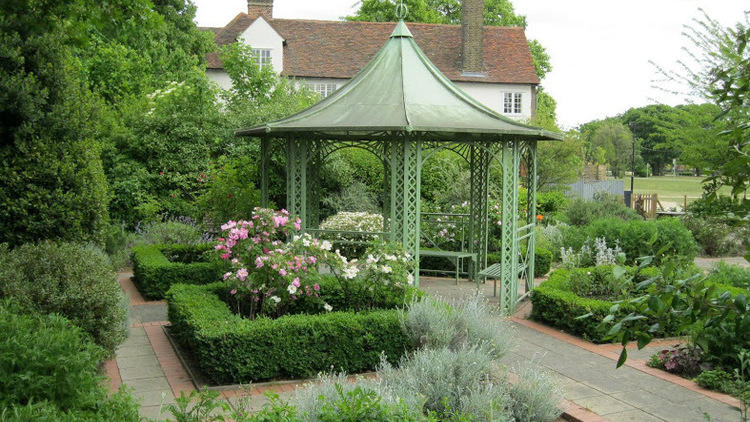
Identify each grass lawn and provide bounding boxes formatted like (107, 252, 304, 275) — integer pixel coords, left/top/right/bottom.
(617, 175, 731, 205)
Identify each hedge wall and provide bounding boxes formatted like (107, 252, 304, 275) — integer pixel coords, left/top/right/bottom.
(132, 244, 226, 299)
(530, 267, 743, 343)
(166, 283, 412, 384)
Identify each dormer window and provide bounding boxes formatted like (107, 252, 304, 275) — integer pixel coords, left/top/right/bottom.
(252, 48, 271, 68)
(503, 92, 522, 114)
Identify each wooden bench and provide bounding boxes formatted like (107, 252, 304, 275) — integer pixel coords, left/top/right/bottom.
(420, 249, 477, 284)
(478, 263, 503, 297)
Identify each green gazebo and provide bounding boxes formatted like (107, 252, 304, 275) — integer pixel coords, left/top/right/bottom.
(237, 20, 562, 311)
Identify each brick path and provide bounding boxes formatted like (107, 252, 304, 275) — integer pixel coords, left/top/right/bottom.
(106, 270, 745, 421)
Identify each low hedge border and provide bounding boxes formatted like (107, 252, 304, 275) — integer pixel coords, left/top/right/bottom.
(166, 283, 412, 385)
(530, 268, 744, 343)
(132, 244, 226, 300)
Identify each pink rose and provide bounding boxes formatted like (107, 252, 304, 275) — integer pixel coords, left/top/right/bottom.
(292, 277, 300, 287)
(230, 289, 237, 295)
(313, 283, 320, 291)
(279, 269, 287, 276)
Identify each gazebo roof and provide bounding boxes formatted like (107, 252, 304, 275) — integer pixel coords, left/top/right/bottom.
(236, 21, 562, 142)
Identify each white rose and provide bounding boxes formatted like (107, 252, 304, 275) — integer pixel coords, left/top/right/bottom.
(407, 274, 414, 285)
(287, 284, 297, 294)
(270, 295, 281, 304)
(324, 303, 333, 312)
(381, 265, 392, 274)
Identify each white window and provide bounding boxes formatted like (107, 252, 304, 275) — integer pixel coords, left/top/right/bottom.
(503, 92, 522, 114)
(308, 82, 337, 98)
(252, 48, 271, 68)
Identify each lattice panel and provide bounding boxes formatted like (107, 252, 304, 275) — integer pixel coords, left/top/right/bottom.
(382, 141, 391, 232)
(468, 141, 490, 280)
(390, 139, 405, 244)
(500, 140, 520, 313)
(286, 139, 307, 228)
(402, 138, 422, 285)
(306, 140, 322, 228)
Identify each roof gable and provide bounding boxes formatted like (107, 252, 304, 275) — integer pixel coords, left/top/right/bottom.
(206, 14, 539, 85)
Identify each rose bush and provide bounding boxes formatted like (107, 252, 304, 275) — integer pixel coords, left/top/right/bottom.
(214, 208, 414, 320)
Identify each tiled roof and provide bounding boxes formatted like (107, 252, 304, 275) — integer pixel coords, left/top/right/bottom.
(205, 13, 539, 85)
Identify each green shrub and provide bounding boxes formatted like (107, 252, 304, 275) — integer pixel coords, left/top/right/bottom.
(705, 262, 750, 289)
(681, 215, 746, 256)
(563, 193, 640, 227)
(0, 242, 127, 353)
(136, 218, 205, 245)
(537, 190, 569, 216)
(573, 217, 698, 265)
(166, 283, 411, 384)
(196, 155, 262, 231)
(488, 246, 552, 277)
(131, 243, 226, 299)
(694, 369, 739, 395)
(0, 300, 140, 421)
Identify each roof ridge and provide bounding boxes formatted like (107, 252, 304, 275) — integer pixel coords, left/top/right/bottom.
(270, 17, 524, 31)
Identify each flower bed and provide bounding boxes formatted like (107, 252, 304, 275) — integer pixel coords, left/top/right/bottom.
(166, 282, 413, 384)
(531, 266, 744, 343)
(131, 243, 227, 299)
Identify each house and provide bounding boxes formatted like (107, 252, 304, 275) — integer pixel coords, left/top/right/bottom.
(203, 0, 540, 121)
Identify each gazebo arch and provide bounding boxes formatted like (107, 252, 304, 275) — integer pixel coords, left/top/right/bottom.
(237, 20, 562, 312)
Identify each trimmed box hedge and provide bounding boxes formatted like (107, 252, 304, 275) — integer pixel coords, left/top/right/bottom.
(166, 282, 413, 384)
(530, 267, 744, 343)
(132, 244, 227, 300)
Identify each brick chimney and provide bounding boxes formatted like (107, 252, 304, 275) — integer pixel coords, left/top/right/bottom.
(248, 0, 273, 20)
(461, 0, 484, 75)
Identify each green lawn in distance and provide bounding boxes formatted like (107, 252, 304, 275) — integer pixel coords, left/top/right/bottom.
(617, 175, 731, 205)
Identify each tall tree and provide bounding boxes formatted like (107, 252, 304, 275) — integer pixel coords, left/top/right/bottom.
(589, 120, 635, 178)
(621, 105, 679, 175)
(0, 0, 110, 246)
(653, 10, 749, 206)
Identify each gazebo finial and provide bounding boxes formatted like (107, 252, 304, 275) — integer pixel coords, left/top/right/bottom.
(395, 0, 408, 20)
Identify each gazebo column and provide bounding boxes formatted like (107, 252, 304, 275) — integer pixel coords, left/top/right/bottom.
(260, 138, 271, 208)
(382, 141, 391, 233)
(524, 140, 538, 294)
(286, 138, 307, 230)
(500, 139, 521, 313)
(390, 137, 421, 286)
(468, 141, 490, 284)
(306, 140, 322, 229)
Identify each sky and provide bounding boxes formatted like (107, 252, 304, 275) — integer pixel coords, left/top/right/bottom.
(193, 0, 749, 129)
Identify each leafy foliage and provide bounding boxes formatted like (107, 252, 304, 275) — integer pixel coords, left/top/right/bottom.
(0, 1, 110, 247)
(563, 193, 640, 227)
(0, 242, 127, 353)
(593, 257, 750, 374)
(0, 299, 141, 420)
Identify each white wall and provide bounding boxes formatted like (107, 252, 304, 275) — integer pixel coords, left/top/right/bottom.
(455, 82, 533, 121)
(238, 17, 284, 73)
(206, 69, 233, 90)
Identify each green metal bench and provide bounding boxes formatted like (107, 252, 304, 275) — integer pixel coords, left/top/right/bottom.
(420, 249, 477, 285)
(477, 263, 503, 297)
